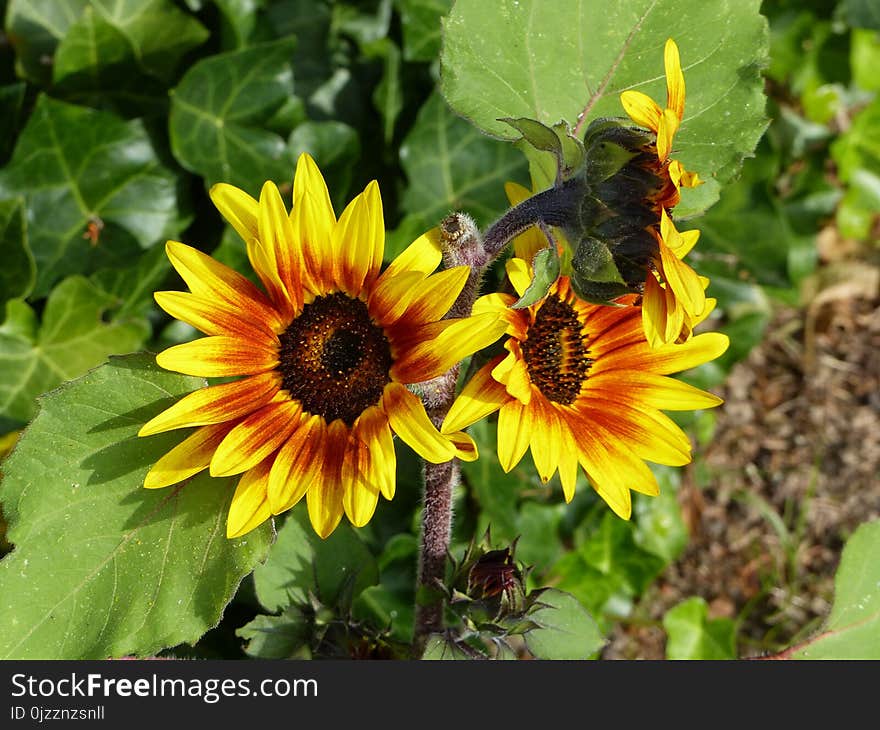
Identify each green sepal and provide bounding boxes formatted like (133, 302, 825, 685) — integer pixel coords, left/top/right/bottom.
(511, 244, 561, 309)
(569, 236, 631, 304)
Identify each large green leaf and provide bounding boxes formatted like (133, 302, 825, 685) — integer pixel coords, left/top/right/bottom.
(0, 276, 150, 425)
(396, 90, 528, 253)
(790, 520, 880, 659)
(440, 0, 769, 217)
(0, 354, 273, 658)
(0, 198, 34, 304)
(0, 82, 25, 161)
(0, 95, 184, 297)
(169, 37, 300, 195)
(663, 597, 737, 659)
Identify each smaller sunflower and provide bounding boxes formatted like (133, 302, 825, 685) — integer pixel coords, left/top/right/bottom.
(442, 257, 729, 519)
(620, 37, 702, 204)
(140, 154, 507, 539)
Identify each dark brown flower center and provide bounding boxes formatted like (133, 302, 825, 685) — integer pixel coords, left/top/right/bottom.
(520, 295, 593, 405)
(277, 293, 393, 425)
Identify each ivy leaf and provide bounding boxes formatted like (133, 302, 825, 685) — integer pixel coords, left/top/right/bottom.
(365, 38, 403, 144)
(237, 605, 311, 659)
(789, 520, 880, 659)
(843, 0, 880, 30)
(440, 0, 769, 217)
(169, 37, 300, 195)
(52, 0, 209, 115)
(396, 90, 527, 256)
(0, 95, 184, 298)
(396, 0, 453, 62)
(524, 588, 606, 659)
(0, 276, 150, 425)
(253, 506, 378, 613)
(4, 0, 89, 85)
(88, 244, 172, 322)
(663, 597, 737, 659)
(0, 354, 273, 659)
(0, 198, 34, 305)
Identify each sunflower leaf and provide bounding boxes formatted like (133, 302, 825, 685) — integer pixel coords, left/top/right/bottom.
(440, 0, 769, 217)
(524, 588, 606, 659)
(511, 244, 560, 309)
(0, 95, 185, 298)
(169, 37, 300, 195)
(0, 354, 273, 659)
(397, 0, 453, 62)
(788, 519, 880, 659)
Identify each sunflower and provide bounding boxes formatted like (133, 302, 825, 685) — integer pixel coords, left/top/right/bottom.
(441, 257, 729, 519)
(139, 154, 507, 539)
(618, 38, 711, 346)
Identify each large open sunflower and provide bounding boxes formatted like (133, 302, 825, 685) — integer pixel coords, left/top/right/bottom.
(442, 256, 729, 519)
(139, 154, 507, 539)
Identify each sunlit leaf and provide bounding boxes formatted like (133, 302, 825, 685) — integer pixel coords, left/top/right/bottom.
(663, 596, 737, 659)
(441, 0, 769, 217)
(0, 354, 273, 659)
(524, 588, 606, 659)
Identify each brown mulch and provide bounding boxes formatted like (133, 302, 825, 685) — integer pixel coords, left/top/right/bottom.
(603, 257, 880, 659)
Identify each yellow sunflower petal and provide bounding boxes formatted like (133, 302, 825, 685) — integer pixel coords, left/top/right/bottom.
(496, 398, 534, 473)
(620, 89, 662, 131)
(143, 423, 231, 489)
(396, 266, 469, 326)
(556, 425, 580, 503)
(528, 399, 562, 484)
(210, 400, 301, 477)
(139, 372, 281, 437)
(668, 159, 703, 190)
(226, 459, 273, 538)
(504, 181, 532, 206)
(588, 370, 723, 410)
(442, 358, 508, 434)
(353, 405, 396, 500)
(267, 415, 324, 514)
(642, 274, 669, 348)
(494, 341, 533, 404)
(307, 419, 347, 538)
(664, 38, 686, 120)
(383, 382, 456, 463)
(153, 291, 278, 340)
(293, 152, 336, 224)
(446, 430, 479, 462)
(390, 313, 507, 383)
(209, 183, 259, 246)
(291, 187, 334, 295)
(505, 256, 534, 298)
(378, 228, 442, 282)
(341, 434, 380, 528)
(164, 241, 283, 330)
(156, 335, 278, 377)
(595, 331, 730, 375)
(656, 107, 680, 162)
(257, 180, 299, 314)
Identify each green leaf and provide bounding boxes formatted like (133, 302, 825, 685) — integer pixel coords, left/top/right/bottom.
(440, 0, 769, 217)
(512, 245, 560, 308)
(663, 597, 737, 659)
(0, 354, 273, 658)
(169, 38, 299, 195)
(524, 588, 606, 659)
(396, 0, 453, 62)
(88, 244, 172, 321)
(52, 1, 209, 114)
(0, 276, 150, 424)
(632, 467, 688, 565)
(253, 506, 378, 613)
(790, 520, 880, 659)
(831, 97, 880, 183)
(421, 634, 474, 659)
(5, 0, 89, 85)
(366, 38, 403, 144)
(396, 90, 528, 255)
(0, 198, 34, 304)
(0, 95, 184, 297)
(237, 605, 311, 659)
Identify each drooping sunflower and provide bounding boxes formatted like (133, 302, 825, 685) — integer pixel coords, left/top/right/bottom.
(619, 38, 711, 346)
(442, 257, 729, 519)
(139, 154, 507, 539)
